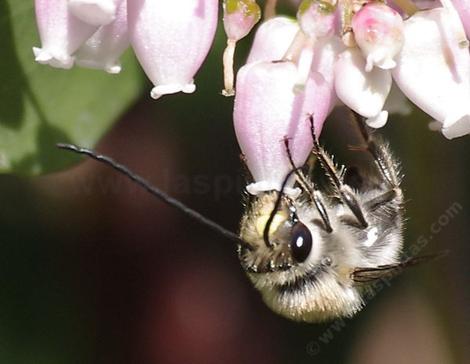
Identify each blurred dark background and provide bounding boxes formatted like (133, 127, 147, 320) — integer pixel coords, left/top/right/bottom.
(1, 5, 469, 364)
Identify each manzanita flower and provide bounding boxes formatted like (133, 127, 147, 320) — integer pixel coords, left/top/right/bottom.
(297, 0, 336, 39)
(246, 17, 299, 63)
(351, 2, 404, 72)
(223, 0, 261, 41)
(222, 0, 261, 96)
(293, 0, 338, 90)
(234, 61, 330, 195)
(33, 0, 98, 69)
(128, 0, 218, 99)
(311, 36, 344, 111)
(68, 0, 121, 26)
(393, 0, 470, 138)
(334, 48, 391, 128)
(75, 0, 128, 73)
(453, 0, 470, 37)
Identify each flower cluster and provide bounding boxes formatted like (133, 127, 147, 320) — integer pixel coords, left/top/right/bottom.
(33, 0, 218, 98)
(33, 0, 470, 194)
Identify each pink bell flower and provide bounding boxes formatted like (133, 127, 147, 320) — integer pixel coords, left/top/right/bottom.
(297, 0, 336, 39)
(392, 0, 470, 139)
(351, 2, 404, 72)
(311, 36, 344, 112)
(68, 0, 121, 26)
(75, 0, 128, 74)
(222, 0, 261, 96)
(33, 0, 98, 69)
(334, 47, 392, 128)
(234, 61, 330, 195)
(128, 0, 218, 99)
(246, 16, 300, 64)
(223, 0, 261, 41)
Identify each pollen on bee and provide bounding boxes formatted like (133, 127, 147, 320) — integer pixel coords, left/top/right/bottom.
(255, 212, 287, 237)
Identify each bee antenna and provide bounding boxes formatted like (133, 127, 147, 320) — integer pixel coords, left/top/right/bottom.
(262, 169, 298, 248)
(56, 143, 251, 250)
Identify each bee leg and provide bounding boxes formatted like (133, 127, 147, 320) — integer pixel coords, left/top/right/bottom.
(308, 115, 369, 229)
(349, 111, 403, 210)
(349, 111, 400, 189)
(283, 137, 333, 233)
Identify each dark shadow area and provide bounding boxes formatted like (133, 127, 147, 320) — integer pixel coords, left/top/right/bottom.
(0, 0, 27, 128)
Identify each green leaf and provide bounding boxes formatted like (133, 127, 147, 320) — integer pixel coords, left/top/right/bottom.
(0, 1, 145, 175)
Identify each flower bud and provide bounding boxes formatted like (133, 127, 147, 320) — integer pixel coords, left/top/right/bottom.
(128, 0, 218, 99)
(68, 0, 121, 26)
(247, 17, 299, 63)
(297, 0, 336, 38)
(75, 0, 128, 74)
(352, 2, 404, 72)
(335, 48, 392, 127)
(223, 0, 261, 41)
(392, 3, 470, 139)
(234, 61, 330, 195)
(222, 0, 261, 96)
(33, 0, 98, 69)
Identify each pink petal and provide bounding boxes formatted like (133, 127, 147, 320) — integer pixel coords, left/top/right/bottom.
(451, 0, 470, 37)
(128, 0, 218, 99)
(392, 6, 470, 138)
(334, 48, 391, 127)
(297, 0, 336, 38)
(75, 0, 128, 73)
(311, 36, 344, 112)
(68, 0, 121, 26)
(33, 0, 98, 68)
(352, 2, 404, 72)
(234, 61, 329, 194)
(223, 0, 261, 41)
(246, 17, 299, 63)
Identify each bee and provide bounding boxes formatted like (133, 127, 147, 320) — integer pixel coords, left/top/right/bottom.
(58, 112, 438, 322)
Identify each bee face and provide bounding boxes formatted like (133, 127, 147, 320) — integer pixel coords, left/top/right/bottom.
(238, 191, 366, 322)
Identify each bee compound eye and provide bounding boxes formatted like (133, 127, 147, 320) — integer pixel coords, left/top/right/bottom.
(290, 222, 313, 263)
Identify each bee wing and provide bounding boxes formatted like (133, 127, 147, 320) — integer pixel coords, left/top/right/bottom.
(351, 251, 449, 283)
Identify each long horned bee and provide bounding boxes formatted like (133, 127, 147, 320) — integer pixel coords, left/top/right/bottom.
(58, 112, 438, 322)
(238, 113, 405, 321)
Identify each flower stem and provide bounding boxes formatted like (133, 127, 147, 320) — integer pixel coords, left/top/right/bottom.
(392, 0, 418, 15)
(264, 0, 277, 19)
(282, 30, 308, 63)
(222, 38, 237, 97)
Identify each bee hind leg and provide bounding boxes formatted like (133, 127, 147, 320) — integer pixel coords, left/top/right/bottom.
(349, 111, 401, 189)
(308, 115, 369, 229)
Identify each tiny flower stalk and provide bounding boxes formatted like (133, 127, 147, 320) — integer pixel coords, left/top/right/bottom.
(351, 2, 405, 72)
(128, 0, 218, 100)
(33, 0, 99, 69)
(264, 0, 278, 19)
(291, 0, 337, 88)
(75, 0, 128, 74)
(222, 0, 261, 96)
(68, 0, 121, 27)
(391, 0, 419, 16)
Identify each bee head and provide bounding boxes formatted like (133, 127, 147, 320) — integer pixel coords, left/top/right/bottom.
(238, 191, 314, 273)
(238, 191, 364, 322)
